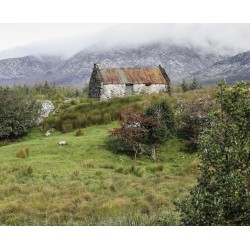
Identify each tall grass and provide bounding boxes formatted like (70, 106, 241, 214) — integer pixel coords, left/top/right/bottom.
(42, 88, 216, 133)
(42, 94, 173, 132)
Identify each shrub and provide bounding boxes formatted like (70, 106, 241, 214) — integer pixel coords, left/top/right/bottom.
(100, 162, 115, 169)
(144, 101, 175, 160)
(75, 128, 84, 136)
(133, 167, 145, 177)
(176, 96, 213, 151)
(187, 159, 201, 175)
(16, 147, 29, 159)
(177, 81, 250, 226)
(70, 99, 79, 105)
(180, 79, 189, 92)
(82, 160, 95, 168)
(0, 88, 41, 140)
(61, 123, 73, 133)
(115, 166, 130, 175)
(129, 165, 145, 177)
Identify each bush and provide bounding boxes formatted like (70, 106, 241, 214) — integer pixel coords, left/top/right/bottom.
(70, 99, 79, 105)
(176, 96, 213, 151)
(133, 167, 145, 177)
(0, 88, 41, 140)
(115, 166, 130, 175)
(16, 147, 30, 159)
(82, 160, 95, 168)
(61, 123, 73, 133)
(100, 162, 115, 169)
(144, 101, 175, 160)
(177, 81, 250, 226)
(75, 128, 84, 136)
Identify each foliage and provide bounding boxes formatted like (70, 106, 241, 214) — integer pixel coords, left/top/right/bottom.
(176, 96, 214, 151)
(109, 108, 160, 160)
(189, 76, 201, 90)
(180, 77, 201, 92)
(177, 81, 250, 225)
(41, 92, 175, 132)
(144, 101, 175, 160)
(0, 87, 41, 140)
(13, 82, 83, 99)
(110, 102, 175, 161)
(180, 79, 189, 92)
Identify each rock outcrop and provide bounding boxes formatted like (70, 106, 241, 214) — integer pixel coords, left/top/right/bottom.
(37, 100, 54, 124)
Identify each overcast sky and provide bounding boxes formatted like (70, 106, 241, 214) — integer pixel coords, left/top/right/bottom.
(0, 23, 250, 59)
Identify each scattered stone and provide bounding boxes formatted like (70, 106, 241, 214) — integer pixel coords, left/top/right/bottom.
(45, 131, 51, 137)
(64, 98, 74, 104)
(53, 108, 60, 115)
(59, 141, 67, 146)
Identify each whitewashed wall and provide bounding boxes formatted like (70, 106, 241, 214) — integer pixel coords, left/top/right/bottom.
(100, 84, 126, 99)
(100, 83, 167, 99)
(133, 84, 167, 94)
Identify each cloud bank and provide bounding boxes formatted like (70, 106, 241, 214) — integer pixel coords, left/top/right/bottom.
(0, 23, 249, 59)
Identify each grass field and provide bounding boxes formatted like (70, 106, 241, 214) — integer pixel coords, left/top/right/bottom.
(0, 122, 198, 225)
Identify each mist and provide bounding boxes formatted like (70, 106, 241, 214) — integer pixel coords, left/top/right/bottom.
(0, 23, 250, 59)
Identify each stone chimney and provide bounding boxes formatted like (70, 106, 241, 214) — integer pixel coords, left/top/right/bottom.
(94, 63, 101, 69)
(158, 64, 170, 83)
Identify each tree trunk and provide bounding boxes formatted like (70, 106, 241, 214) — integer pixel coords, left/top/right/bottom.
(133, 146, 137, 161)
(151, 145, 156, 162)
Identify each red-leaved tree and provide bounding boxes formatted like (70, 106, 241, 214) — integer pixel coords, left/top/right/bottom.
(109, 108, 159, 160)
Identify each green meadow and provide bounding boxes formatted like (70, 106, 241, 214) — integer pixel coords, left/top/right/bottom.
(0, 88, 217, 225)
(0, 123, 199, 225)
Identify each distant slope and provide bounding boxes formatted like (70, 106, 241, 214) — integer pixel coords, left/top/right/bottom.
(0, 43, 226, 86)
(49, 43, 226, 85)
(189, 50, 250, 84)
(0, 55, 62, 85)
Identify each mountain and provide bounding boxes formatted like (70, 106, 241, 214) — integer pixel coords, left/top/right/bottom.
(47, 43, 227, 86)
(0, 43, 227, 86)
(0, 55, 63, 85)
(189, 50, 250, 84)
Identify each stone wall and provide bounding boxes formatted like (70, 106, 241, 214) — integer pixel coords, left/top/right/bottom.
(99, 83, 167, 99)
(100, 84, 126, 99)
(88, 65, 102, 98)
(133, 84, 167, 95)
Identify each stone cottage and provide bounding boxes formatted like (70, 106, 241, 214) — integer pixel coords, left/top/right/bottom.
(88, 63, 170, 99)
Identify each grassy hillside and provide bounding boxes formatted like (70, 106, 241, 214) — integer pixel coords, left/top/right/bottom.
(0, 122, 198, 225)
(0, 87, 218, 225)
(42, 87, 216, 133)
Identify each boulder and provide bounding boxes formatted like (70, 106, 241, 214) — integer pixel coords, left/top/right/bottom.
(45, 131, 51, 137)
(37, 100, 55, 124)
(59, 141, 67, 146)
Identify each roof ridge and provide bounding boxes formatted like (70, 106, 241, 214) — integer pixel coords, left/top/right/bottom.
(100, 67, 160, 69)
(98, 67, 170, 85)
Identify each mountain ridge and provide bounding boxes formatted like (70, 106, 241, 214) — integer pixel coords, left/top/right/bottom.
(0, 43, 249, 87)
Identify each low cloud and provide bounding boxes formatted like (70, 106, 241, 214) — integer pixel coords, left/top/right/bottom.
(0, 23, 249, 59)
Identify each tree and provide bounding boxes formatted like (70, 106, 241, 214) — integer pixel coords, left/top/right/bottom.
(176, 97, 213, 151)
(109, 108, 159, 160)
(190, 76, 201, 90)
(0, 87, 41, 140)
(177, 81, 250, 225)
(180, 79, 189, 92)
(144, 101, 175, 160)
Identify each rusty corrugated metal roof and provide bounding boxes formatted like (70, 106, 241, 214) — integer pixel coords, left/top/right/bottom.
(99, 67, 169, 84)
